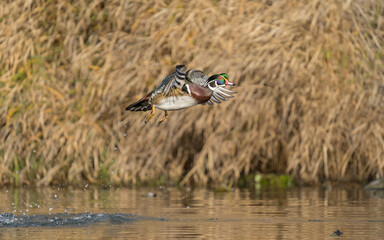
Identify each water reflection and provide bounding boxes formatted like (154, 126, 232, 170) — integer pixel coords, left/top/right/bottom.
(0, 186, 383, 239)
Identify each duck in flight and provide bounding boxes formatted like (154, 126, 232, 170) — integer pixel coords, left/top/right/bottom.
(126, 65, 236, 126)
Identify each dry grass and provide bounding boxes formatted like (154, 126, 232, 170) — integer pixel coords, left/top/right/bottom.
(0, 0, 383, 186)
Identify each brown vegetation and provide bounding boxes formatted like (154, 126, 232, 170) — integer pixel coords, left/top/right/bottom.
(0, 0, 383, 186)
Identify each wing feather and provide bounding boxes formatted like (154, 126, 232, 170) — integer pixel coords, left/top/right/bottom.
(154, 65, 187, 97)
(206, 86, 237, 105)
(213, 92, 228, 101)
(218, 86, 237, 94)
(215, 88, 234, 98)
(211, 95, 221, 104)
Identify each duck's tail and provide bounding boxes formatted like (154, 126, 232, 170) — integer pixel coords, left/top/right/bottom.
(125, 92, 152, 112)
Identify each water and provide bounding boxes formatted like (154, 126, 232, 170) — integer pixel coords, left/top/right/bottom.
(0, 185, 383, 239)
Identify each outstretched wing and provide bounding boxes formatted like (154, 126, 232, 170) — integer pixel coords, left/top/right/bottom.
(153, 65, 187, 97)
(205, 86, 237, 105)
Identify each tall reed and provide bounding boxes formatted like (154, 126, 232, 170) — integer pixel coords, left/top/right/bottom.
(0, 0, 383, 186)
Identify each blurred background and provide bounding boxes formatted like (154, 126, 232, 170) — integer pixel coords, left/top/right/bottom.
(0, 0, 383, 187)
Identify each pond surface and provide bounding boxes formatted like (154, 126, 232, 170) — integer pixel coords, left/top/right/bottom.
(0, 185, 383, 239)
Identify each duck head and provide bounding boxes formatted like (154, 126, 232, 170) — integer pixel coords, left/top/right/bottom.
(207, 73, 235, 90)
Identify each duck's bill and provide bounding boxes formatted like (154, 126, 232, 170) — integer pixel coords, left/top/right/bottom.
(225, 81, 236, 86)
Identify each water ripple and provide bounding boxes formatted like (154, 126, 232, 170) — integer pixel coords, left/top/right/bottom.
(0, 213, 168, 227)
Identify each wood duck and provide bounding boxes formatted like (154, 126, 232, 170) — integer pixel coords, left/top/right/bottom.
(126, 65, 236, 126)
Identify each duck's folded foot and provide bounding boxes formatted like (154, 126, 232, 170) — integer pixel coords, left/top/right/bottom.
(144, 105, 155, 123)
(157, 111, 168, 127)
